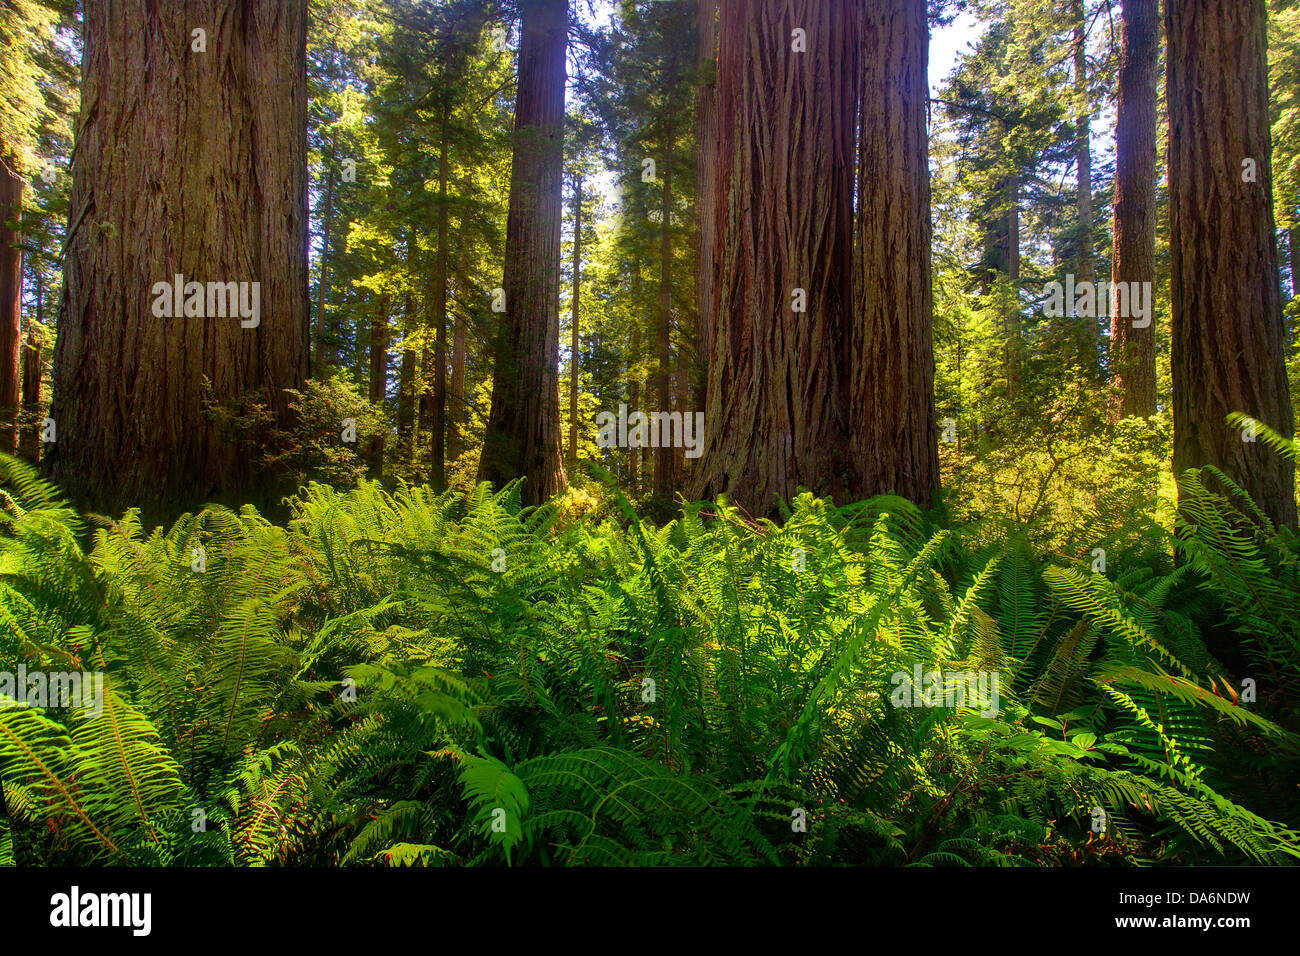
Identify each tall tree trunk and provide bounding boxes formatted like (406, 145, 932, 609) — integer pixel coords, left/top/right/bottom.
(1167, 0, 1296, 529)
(1111, 0, 1158, 418)
(449, 312, 466, 462)
(852, 0, 938, 507)
(1002, 173, 1022, 399)
(315, 138, 336, 375)
(654, 130, 674, 499)
(397, 293, 416, 460)
(367, 293, 389, 478)
(430, 120, 449, 492)
(0, 161, 21, 456)
(19, 271, 41, 463)
(569, 170, 582, 471)
(692, 0, 718, 414)
(693, 0, 858, 516)
(478, 0, 568, 506)
(1073, 0, 1096, 375)
(627, 317, 641, 491)
(49, 0, 309, 523)
(1291, 223, 1300, 303)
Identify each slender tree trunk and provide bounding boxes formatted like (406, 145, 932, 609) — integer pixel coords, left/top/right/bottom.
(19, 271, 41, 463)
(627, 317, 641, 490)
(1002, 173, 1021, 399)
(449, 312, 466, 462)
(1111, 0, 1158, 418)
(1073, 0, 1097, 375)
(569, 170, 582, 471)
(0, 161, 21, 456)
(654, 130, 674, 499)
(367, 293, 389, 478)
(852, 0, 938, 507)
(315, 140, 336, 374)
(692, 0, 718, 415)
(48, 0, 309, 523)
(430, 120, 449, 492)
(693, 0, 858, 516)
(478, 0, 568, 506)
(1291, 223, 1300, 302)
(1167, 0, 1296, 529)
(397, 293, 416, 461)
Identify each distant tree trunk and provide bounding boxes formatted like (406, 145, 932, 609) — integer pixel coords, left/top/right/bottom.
(692, 0, 718, 414)
(852, 0, 938, 507)
(1111, 0, 1158, 418)
(693, 0, 858, 516)
(569, 170, 582, 471)
(430, 120, 449, 492)
(315, 138, 337, 374)
(653, 129, 675, 499)
(367, 293, 389, 478)
(627, 317, 641, 490)
(397, 293, 416, 460)
(0, 161, 21, 456)
(1291, 223, 1300, 303)
(48, 0, 309, 523)
(1001, 173, 1021, 399)
(1073, 0, 1097, 375)
(449, 313, 466, 462)
(19, 273, 41, 463)
(1167, 0, 1296, 529)
(478, 0, 568, 506)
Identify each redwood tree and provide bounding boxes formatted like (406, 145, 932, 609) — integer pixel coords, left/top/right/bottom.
(1167, 0, 1297, 527)
(478, 0, 568, 506)
(851, 0, 938, 507)
(1110, 0, 1158, 418)
(693, 0, 858, 516)
(0, 163, 20, 455)
(49, 1, 310, 522)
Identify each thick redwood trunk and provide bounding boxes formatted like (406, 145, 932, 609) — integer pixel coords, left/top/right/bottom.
(692, 0, 718, 415)
(0, 162, 21, 456)
(1167, 0, 1296, 528)
(478, 0, 568, 507)
(693, 0, 858, 516)
(851, 0, 938, 507)
(1110, 0, 1158, 418)
(49, 1, 309, 522)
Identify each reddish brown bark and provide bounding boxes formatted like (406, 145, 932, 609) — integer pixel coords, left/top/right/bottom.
(1167, 0, 1296, 528)
(48, 1, 309, 523)
(693, 0, 859, 516)
(0, 161, 21, 456)
(478, 0, 568, 507)
(851, 0, 938, 507)
(1110, 0, 1158, 418)
(692, 0, 718, 414)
